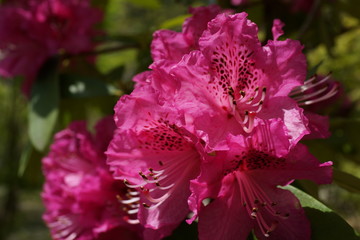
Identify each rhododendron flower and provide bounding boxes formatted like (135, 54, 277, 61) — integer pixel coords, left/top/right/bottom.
(189, 120, 333, 240)
(0, 0, 102, 93)
(42, 117, 144, 240)
(151, 5, 225, 64)
(106, 85, 204, 236)
(148, 14, 310, 150)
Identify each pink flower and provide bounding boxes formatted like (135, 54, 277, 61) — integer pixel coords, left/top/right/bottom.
(151, 5, 225, 64)
(0, 0, 102, 93)
(42, 117, 144, 240)
(149, 14, 309, 150)
(106, 85, 203, 237)
(189, 120, 333, 240)
(231, 0, 248, 6)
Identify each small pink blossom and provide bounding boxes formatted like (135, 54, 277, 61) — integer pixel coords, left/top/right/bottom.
(189, 120, 333, 240)
(42, 117, 144, 240)
(0, 0, 102, 93)
(106, 85, 204, 237)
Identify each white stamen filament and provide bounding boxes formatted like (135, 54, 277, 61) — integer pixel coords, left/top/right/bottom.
(290, 74, 338, 106)
(292, 86, 328, 102)
(126, 218, 140, 224)
(235, 173, 281, 237)
(127, 208, 139, 215)
(120, 197, 140, 205)
(299, 83, 338, 106)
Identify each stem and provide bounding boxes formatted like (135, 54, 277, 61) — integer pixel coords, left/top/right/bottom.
(0, 80, 22, 239)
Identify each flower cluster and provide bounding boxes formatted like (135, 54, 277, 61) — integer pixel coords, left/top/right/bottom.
(0, 0, 102, 94)
(42, 117, 144, 240)
(105, 5, 334, 240)
(40, 4, 337, 240)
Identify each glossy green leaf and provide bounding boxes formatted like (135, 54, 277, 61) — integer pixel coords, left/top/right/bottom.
(60, 74, 121, 98)
(334, 168, 360, 194)
(284, 185, 360, 240)
(28, 58, 60, 152)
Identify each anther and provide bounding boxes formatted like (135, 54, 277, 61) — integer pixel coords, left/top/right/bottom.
(158, 161, 164, 166)
(142, 203, 150, 208)
(139, 171, 148, 180)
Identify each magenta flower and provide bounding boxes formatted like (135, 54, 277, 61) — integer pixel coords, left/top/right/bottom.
(148, 13, 309, 150)
(189, 120, 333, 240)
(42, 117, 145, 240)
(151, 5, 225, 64)
(106, 85, 203, 237)
(0, 0, 102, 94)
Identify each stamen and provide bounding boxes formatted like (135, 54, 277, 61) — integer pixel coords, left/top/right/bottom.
(290, 74, 339, 106)
(234, 173, 281, 237)
(120, 197, 140, 205)
(123, 179, 144, 188)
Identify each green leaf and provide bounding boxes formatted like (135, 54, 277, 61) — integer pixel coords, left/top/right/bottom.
(283, 185, 360, 240)
(17, 143, 32, 177)
(28, 57, 60, 152)
(159, 14, 191, 30)
(60, 74, 121, 98)
(333, 168, 360, 194)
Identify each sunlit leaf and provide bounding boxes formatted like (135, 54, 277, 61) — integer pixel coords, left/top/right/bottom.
(28, 57, 60, 152)
(159, 14, 190, 29)
(284, 185, 360, 240)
